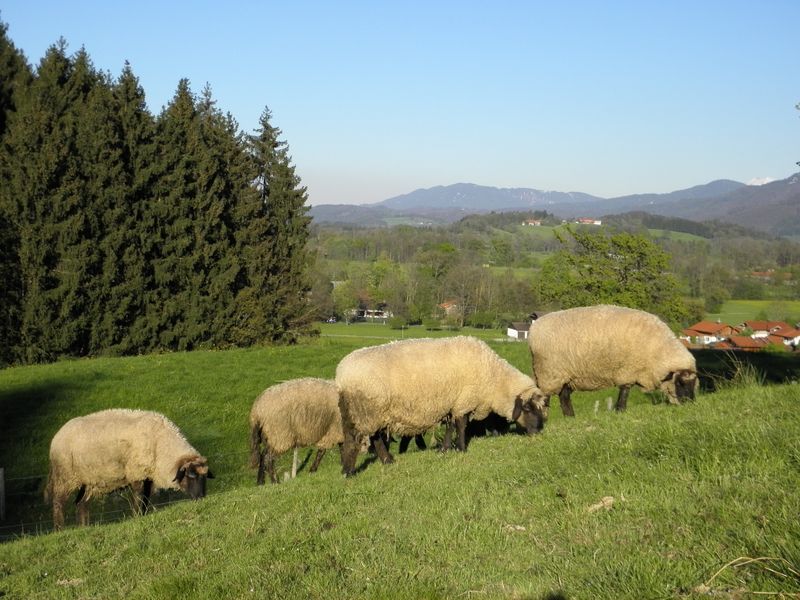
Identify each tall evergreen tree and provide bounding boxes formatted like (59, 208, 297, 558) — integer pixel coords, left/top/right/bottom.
(101, 62, 157, 354)
(237, 107, 313, 343)
(0, 18, 32, 364)
(0, 19, 31, 137)
(189, 84, 250, 346)
(151, 81, 249, 350)
(149, 79, 201, 350)
(2, 40, 81, 362)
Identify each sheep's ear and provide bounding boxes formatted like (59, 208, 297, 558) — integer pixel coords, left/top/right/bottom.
(206, 470, 215, 479)
(661, 371, 675, 383)
(174, 467, 186, 483)
(512, 396, 523, 421)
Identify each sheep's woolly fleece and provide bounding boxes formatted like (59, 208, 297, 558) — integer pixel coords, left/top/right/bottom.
(46, 409, 204, 501)
(528, 304, 695, 395)
(249, 377, 343, 457)
(336, 335, 540, 438)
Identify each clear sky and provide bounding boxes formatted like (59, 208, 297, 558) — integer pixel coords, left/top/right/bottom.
(2, 1, 798, 205)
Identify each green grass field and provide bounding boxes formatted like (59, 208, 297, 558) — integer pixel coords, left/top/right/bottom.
(318, 321, 509, 341)
(705, 299, 800, 325)
(1, 332, 799, 599)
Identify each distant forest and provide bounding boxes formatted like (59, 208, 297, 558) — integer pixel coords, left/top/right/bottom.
(307, 210, 800, 328)
(0, 23, 313, 365)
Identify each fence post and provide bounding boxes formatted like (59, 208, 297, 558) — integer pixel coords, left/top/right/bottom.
(0, 468, 5, 521)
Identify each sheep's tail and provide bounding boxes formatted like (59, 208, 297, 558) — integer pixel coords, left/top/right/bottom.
(43, 464, 54, 504)
(249, 420, 262, 469)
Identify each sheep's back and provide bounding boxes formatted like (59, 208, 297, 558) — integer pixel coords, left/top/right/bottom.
(529, 305, 693, 393)
(336, 336, 515, 435)
(49, 410, 163, 497)
(251, 378, 343, 453)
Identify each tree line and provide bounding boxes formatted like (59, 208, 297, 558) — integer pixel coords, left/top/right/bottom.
(309, 211, 800, 329)
(0, 23, 313, 365)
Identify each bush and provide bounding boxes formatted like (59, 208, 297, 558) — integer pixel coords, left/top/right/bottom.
(468, 311, 495, 329)
(388, 316, 408, 330)
(422, 318, 441, 331)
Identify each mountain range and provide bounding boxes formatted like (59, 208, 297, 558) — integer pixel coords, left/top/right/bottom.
(309, 173, 800, 237)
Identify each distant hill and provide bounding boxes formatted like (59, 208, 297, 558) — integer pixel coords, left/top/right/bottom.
(309, 174, 800, 236)
(379, 183, 602, 211)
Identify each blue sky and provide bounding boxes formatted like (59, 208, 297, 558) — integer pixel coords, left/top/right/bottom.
(2, 1, 798, 205)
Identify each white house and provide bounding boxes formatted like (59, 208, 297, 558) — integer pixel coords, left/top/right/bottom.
(506, 322, 530, 340)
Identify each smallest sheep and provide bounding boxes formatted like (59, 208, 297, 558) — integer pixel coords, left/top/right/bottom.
(45, 409, 213, 530)
(249, 378, 343, 485)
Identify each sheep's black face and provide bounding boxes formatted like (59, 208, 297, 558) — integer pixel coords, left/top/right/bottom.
(512, 396, 547, 434)
(674, 370, 697, 401)
(174, 460, 214, 500)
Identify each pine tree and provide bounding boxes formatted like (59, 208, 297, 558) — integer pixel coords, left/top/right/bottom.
(149, 79, 200, 350)
(102, 62, 157, 354)
(2, 40, 80, 362)
(0, 19, 32, 364)
(188, 86, 250, 346)
(150, 81, 251, 350)
(237, 107, 313, 343)
(39, 48, 105, 357)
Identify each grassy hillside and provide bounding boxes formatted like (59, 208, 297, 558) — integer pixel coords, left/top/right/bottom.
(1, 337, 799, 599)
(706, 300, 800, 325)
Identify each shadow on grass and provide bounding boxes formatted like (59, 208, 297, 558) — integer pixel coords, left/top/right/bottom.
(0, 373, 111, 541)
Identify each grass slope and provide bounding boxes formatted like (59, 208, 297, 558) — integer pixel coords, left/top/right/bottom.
(1, 339, 799, 599)
(706, 300, 800, 325)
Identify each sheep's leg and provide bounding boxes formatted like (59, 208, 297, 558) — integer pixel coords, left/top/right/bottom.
(52, 493, 68, 531)
(339, 424, 360, 477)
(441, 417, 454, 452)
(414, 434, 427, 450)
(75, 485, 89, 526)
(338, 396, 361, 477)
(140, 479, 152, 514)
(131, 481, 149, 515)
(309, 448, 327, 472)
(559, 385, 575, 417)
(455, 415, 468, 452)
(257, 449, 268, 485)
(615, 385, 631, 412)
(266, 450, 279, 484)
(398, 436, 411, 454)
(370, 431, 394, 464)
(249, 424, 263, 469)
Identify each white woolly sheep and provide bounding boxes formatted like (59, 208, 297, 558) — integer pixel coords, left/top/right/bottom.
(528, 304, 698, 416)
(335, 336, 548, 476)
(249, 378, 343, 484)
(44, 409, 213, 530)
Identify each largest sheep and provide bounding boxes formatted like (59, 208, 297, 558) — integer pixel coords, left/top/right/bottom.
(44, 409, 213, 530)
(249, 377, 343, 484)
(528, 305, 697, 416)
(335, 336, 548, 476)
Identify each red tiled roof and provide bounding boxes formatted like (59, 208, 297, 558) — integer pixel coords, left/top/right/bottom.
(741, 320, 790, 332)
(684, 321, 733, 335)
(728, 335, 766, 349)
(773, 327, 800, 339)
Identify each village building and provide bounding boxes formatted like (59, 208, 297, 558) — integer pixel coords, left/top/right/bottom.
(506, 322, 531, 340)
(681, 321, 740, 346)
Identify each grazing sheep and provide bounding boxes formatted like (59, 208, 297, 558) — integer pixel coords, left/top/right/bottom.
(249, 378, 343, 485)
(528, 304, 698, 416)
(336, 336, 548, 476)
(44, 409, 213, 530)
